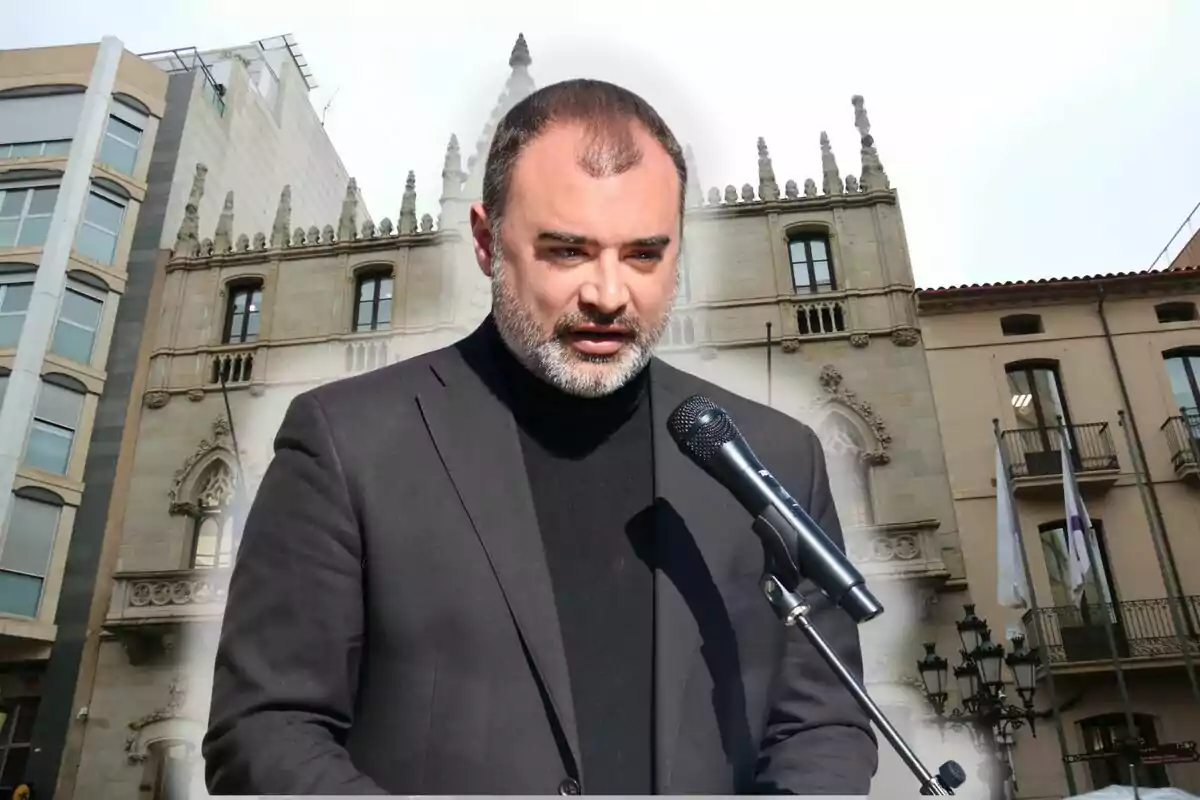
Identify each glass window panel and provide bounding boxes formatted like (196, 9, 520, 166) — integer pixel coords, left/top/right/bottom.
(83, 193, 123, 232)
(244, 310, 260, 339)
(1031, 368, 1067, 426)
(356, 301, 373, 330)
(98, 137, 137, 175)
(231, 291, 247, 314)
(51, 322, 96, 364)
(377, 298, 391, 326)
(106, 116, 141, 145)
(379, 277, 393, 300)
(1164, 356, 1198, 410)
(35, 383, 83, 429)
(0, 284, 32, 314)
(25, 423, 72, 474)
(15, 216, 50, 248)
(810, 239, 828, 261)
(42, 140, 71, 156)
(61, 288, 102, 328)
(28, 188, 58, 216)
(0, 316, 24, 348)
(0, 190, 26, 218)
(1, 497, 60, 576)
(12, 699, 37, 743)
(248, 290, 262, 313)
(0, 571, 43, 617)
(0, 219, 18, 247)
(788, 240, 808, 265)
(227, 312, 245, 342)
(9, 143, 41, 158)
(75, 224, 117, 264)
(812, 260, 831, 285)
(1006, 370, 1039, 429)
(193, 517, 220, 568)
(358, 279, 375, 302)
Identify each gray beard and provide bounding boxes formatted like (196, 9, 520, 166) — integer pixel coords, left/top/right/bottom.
(489, 246, 676, 398)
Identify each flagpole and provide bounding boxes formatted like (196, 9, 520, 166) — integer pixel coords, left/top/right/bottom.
(1056, 419, 1141, 790)
(1116, 410, 1200, 702)
(765, 321, 773, 408)
(992, 419, 1078, 796)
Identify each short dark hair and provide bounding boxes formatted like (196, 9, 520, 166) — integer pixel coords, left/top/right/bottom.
(481, 79, 687, 227)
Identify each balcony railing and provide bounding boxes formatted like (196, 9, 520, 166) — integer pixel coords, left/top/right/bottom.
(1161, 408, 1200, 478)
(795, 298, 847, 336)
(1000, 422, 1119, 480)
(1023, 597, 1200, 665)
(345, 336, 390, 374)
(210, 346, 255, 385)
(107, 569, 230, 628)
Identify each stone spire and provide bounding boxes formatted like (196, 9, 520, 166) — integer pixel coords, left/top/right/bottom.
(684, 144, 703, 209)
(337, 178, 359, 242)
(174, 163, 207, 256)
(463, 34, 538, 200)
(819, 132, 842, 196)
(398, 171, 418, 235)
(757, 137, 779, 201)
(270, 186, 292, 248)
(213, 190, 234, 253)
(441, 134, 466, 204)
(852, 95, 890, 191)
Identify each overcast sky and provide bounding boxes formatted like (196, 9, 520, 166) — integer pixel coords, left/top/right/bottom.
(6, 0, 1198, 289)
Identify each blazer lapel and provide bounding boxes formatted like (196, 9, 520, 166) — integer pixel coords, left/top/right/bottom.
(649, 361, 753, 790)
(416, 332, 582, 780)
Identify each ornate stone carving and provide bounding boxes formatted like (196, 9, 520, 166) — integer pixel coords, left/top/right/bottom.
(199, 237, 213, 256)
(248, 383, 265, 397)
(337, 178, 359, 242)
(235, 233, 249, 252)
(173, 163, 207, 257)
(378, 217, 394, 236)
(213, 190, 234, 253)
(738, 183, 753, 202)
(849, 332, 870, 348)
(722, 185, 737, 204)
(891, 326, 920, 347)
(420, 213, 434, 233)
(706, 187, 720, 205)
(844, 174, 859, 193)
(756, 137, 779, 201)
(399, 171, 418, 235)
(292, 226, 305, 246)
(168, 416, 236, 513)
(143, 390, 170, 409)
(803, 178, 818, 198)
(812, 365, 892, 464)
(684, 145, 703, 209)
(784, 179, 799, 199)
(124, 675, 205, 764)
(852, 94, 890, 191)
(307, 225, 320, 245)
(127, 573, 229, 611)
(441, 133, 466, 204)
(361, 219, 376, 239)
(781, 338, 801, 354)
(252, 232, 266, 250)
(270, 185, 292, 248)
(820, 132, 842, 196)
(186, 389, 204, 402)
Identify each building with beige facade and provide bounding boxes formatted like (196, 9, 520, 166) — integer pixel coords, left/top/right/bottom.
(64, 33, 983, 800)
(919, 262, 1200, 798)
(1, 32, 361, 800)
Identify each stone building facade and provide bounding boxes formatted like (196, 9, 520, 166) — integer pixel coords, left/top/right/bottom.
(66, 35, 972, 800)
(919, 265, 1200, 798)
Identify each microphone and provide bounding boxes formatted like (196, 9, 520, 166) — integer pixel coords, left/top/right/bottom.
(667, 395, 884, 624)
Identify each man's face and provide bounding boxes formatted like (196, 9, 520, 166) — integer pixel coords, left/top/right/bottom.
(470, 121, 681, 398)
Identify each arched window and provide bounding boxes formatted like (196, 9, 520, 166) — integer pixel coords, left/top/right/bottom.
(1037, 518, 1118, 611)
(0, 488, 63, 618)
(189, 460, 235, 569)
(1004, 359, 1077, 474)
(139, 739, 194, 800)
(818, 411, 873, 528)
(787, 232, 836, 294)
(353, 267, 393, 332)
(222, 279, 263, 344)
(0, 182, 59, 249)
(26, 375, 86, 476)
(1079, 713, 1169, 790)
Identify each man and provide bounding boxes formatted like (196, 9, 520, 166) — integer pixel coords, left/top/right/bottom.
(204, 78, 878, 795)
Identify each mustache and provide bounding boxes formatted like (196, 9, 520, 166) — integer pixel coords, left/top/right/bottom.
(552, 310, 644, 338)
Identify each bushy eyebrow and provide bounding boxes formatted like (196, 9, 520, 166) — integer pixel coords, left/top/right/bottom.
(536, 230, 671, 248)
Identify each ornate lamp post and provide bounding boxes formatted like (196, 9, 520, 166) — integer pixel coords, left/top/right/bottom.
(917, 605, 1048, 798)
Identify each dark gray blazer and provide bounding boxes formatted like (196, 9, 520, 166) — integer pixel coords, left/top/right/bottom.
(203, 321, 878, 795)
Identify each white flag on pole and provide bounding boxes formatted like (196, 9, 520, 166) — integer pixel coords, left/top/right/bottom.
(1060, 433, 1101, 609)
(996, 443, 1030, 609)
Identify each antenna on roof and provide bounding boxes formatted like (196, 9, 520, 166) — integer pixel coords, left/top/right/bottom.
(321, 87, 339, 127)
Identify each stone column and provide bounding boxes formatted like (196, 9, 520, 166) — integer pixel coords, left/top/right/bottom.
(0, 36, 123, 524)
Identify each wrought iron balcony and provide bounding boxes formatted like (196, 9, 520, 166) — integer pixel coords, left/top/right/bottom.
(1022, 597, 1200, 668)
(1161, 408, 1200, 483)
(999, 422, 1119, 496)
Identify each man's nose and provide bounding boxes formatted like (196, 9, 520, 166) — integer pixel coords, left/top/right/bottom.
(577, 252, 630, 314)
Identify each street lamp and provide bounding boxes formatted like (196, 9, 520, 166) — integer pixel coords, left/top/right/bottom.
(917, 605, 1052, 798)
(916, 605, 1045, 738)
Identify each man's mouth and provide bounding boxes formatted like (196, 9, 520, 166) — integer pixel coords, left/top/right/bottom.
(565, 326, 632, 356)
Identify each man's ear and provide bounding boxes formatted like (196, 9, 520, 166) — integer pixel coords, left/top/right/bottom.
(469, 203, 495, 277)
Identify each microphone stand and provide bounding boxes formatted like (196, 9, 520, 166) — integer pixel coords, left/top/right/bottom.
(756, 551, 967, 796)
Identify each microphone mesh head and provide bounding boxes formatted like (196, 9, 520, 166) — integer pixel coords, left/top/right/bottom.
(666, 395, 741, 463)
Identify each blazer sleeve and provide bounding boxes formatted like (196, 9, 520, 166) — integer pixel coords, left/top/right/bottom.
(753, 426, 879, 795)
(202, 392, 386, 795)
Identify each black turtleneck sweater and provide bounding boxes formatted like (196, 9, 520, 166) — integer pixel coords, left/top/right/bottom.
(485, 324, 655, 795)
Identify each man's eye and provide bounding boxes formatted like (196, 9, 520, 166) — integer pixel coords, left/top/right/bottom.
(628, 251, 661, 263)
(550, 248, 585, 260)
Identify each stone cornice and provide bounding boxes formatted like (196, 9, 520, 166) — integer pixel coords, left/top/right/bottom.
(165, 228, 464, 272)
(684, 188, 898, 222)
